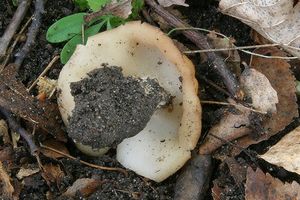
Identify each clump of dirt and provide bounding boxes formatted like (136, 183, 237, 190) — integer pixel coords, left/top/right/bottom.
(68, 65, 171, 149)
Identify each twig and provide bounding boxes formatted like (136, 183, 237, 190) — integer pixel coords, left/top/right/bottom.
(199, 75, 231, 97)
(15, 0, 45, 70)
(0, 0, 31, 58)
(27, 55, 59, 91)
(184, 43, 279, 53)
(40, 143, 128, 176)
(84, 0, 130, 24)
(1, 16, 33, 70)
(145, 0, 242, 99)
(169, 27, 299, 60)
(201, 100, 267, 114)
(0, 106, 38, 155)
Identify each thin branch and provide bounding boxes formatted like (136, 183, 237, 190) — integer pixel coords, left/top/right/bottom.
(169, 27, 299, 59)
(184, 43, 279, 54)
(1, 16, 33, 70)
(201, 100, 267, 114)
(84, 0, 130, 24)
(40, 143, 128, 176)
(15, 0, 45, 69)
(27, 55, 59, 91)
(0, 106, 38, 155)
(145, 0, 242, 99)
(0, 0, 31, 59)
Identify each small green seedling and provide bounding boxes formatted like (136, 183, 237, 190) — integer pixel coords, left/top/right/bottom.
(46, 0, 144, 64)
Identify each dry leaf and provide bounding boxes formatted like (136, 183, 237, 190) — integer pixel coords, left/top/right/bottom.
(260, 125, 300, 175)
(245, 167, 300, 200)
(231, 47, 298, 155)
(0, 161, 14, 199)
(240, 68, 278, 113)
(41, 139, 69, 159)
(0, 146, 14, 162)
(63, 178, 101, 197)
(0, 119, 10, 144)
(157, 0, 188, 7)
(219, 0, 300, 57)
(41, 163, 64, 186)
(199, 106, 252, 154)
(16, 167, 40, 180)
(0, 64, 66, 141)
(37, 77, 57, 98)
(105, 0, 132, 18)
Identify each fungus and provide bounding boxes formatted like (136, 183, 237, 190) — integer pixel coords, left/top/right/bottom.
(57, 21, 201, 182)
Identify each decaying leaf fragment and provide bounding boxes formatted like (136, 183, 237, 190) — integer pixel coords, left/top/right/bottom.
(16, 167, 40, 180)
(0, 161, 14, 199)
(200, 47, 296, 155)
(260, 126, 300, 175)
(157, 0, 188, 7)
(63, 178, 102, 197)
(41, 163, 64, 186)
(199, 66, 278, 154)
(232, 47, 298, 155)
(240, 68, 278, 113)
(219, 0, 300, 57)
(245, 167, 300, 200)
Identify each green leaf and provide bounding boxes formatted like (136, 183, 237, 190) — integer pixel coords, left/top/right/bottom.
(12, 0, 18, 6)
(103, 15, 125, 30)
(46, 13, 86, 43)
(75, 0, 89, 10)
(87, 0, 111, 12)
(130, 0, 144, 19)
(60, 22, 105, 64)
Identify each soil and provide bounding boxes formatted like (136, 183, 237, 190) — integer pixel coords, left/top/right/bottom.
(69, 65, 170, 149)
(1, 0, 300, 200)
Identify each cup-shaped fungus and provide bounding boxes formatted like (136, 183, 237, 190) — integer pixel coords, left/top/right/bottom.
(57, 21, 201, 182)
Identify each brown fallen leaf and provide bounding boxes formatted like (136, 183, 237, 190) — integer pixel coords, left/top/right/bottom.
(260, 125, 300, 175)
(157, 0, 188, 7)
(0, 146, 14, 162)
(0, 119, 10, 144)
(232, 47, 298, 155)
(40, 139, 69, 159)
(0, 161, 14, 200)
(211, 182, 222, 200)
(225, 157, 247, 186)
(41, 163, 64, 186)
(245, 167, 300, 200)
(199, 106, 252, 154)
(210, 160, 245, 200)
(200, 57, 281, 155)
(0, 64, 66, 141)
(63, 178, 102, 197)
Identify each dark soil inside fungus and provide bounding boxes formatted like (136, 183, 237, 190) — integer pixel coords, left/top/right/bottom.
(68, 65, 171, 149)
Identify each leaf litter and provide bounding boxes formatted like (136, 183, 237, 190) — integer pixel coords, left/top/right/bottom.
(2, 0, 300, 199)
(245, 167, 300, 200)
(219, 0, 300, 57)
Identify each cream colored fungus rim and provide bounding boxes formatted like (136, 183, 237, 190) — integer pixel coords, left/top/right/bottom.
(57, 21, 201, 182)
